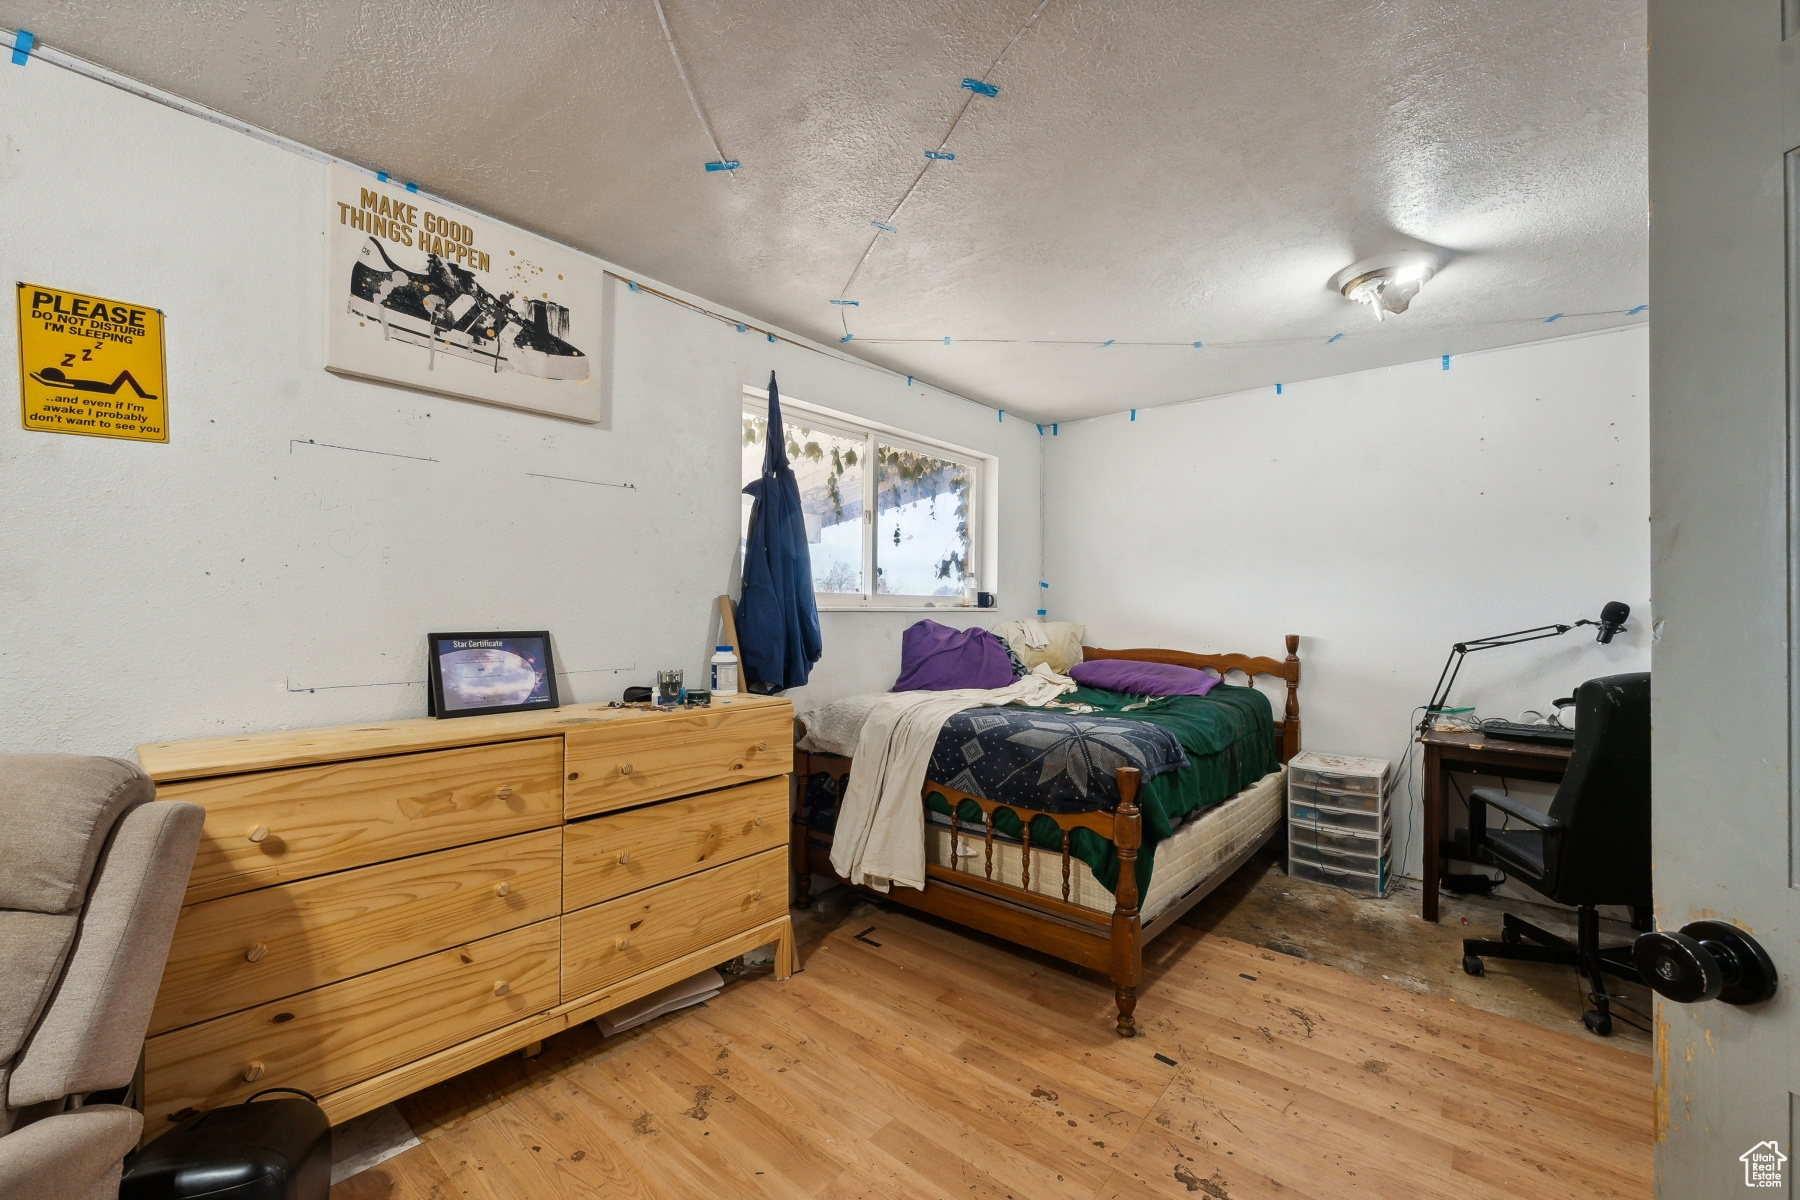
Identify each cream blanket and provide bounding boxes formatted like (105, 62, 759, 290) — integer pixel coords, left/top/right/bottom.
(828, 665, 1075, 892)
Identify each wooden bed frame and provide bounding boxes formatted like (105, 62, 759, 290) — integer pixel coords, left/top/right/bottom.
(791, 636, 1301, 1037)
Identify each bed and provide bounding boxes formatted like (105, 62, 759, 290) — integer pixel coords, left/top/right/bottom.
(791, 637, 1301, 1037)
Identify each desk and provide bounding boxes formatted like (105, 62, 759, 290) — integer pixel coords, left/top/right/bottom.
(1419, 729, 1573, 922)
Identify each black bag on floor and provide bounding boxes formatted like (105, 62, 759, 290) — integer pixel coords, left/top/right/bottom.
(121, 1088, 331, 1200)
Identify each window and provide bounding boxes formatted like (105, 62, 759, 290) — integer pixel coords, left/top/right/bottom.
(742, 388, 991, 608)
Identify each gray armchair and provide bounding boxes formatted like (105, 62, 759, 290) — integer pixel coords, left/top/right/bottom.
(0, 754, 203, 1200)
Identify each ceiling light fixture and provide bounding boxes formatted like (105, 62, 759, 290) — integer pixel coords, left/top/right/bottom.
(1329, 251, 1439, 321)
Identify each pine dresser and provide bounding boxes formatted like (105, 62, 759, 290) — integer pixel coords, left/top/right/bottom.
(132, 693, 795, 1138)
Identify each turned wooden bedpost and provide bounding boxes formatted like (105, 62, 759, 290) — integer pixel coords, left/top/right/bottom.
(1110, 766, 1144, 1038)
(1282, 633, 1301, 762)
(791, 732, 813, 910)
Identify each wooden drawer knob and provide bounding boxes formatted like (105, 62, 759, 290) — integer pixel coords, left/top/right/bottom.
(494, 882, 511, 897)
(243, 1061, 264, 1083)
(618, 850, 631, 865)
(619, 762, 633, 776)
(247, 824, 269, 844)
(750, 889, 763, 901)
(756, 741, 768, 752)
(245, 943, 267, 964)
(496, 785, 516, 800)
(615, 937, 630, 951)
(753, 815, 763, 827)
(493, 980, 510, 997)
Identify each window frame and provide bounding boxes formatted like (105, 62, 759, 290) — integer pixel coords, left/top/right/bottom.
(742, 385, 997, 612)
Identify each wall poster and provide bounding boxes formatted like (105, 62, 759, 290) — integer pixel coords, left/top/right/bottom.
(324, 165, 606, 423)
(16, 282, 168, 442)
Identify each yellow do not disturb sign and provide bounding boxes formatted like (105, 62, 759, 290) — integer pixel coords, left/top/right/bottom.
(16, 282, 168, 442)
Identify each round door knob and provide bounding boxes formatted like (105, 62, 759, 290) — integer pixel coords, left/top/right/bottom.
(615, 937, 630, 950)
(245, 943, 267, 963)
(750, 889, 763, 901)
(753, 815, 763, 827)
(619, 763, 634, 776)
(243, 1062, 264, 1083)
(756, 741, 768, 752)
(247, 825, 269, 844)
(497, 785, 516, 799)
(618, 850, 631, 865)
(494, 882, 511, 897)
(493, 980, 510, 997)
(1635, 921, 1778, 1006)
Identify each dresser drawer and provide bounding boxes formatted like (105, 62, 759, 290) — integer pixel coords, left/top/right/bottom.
(561, 846, 787, 1000)
(150, 828, 562, 1036)
(144, 918, 559, 1130)
(161, 738, 564, 903)
(564, 702, 791, 819)
(564, 776, 787, 912)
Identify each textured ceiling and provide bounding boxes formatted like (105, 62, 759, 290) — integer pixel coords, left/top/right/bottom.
(1, 1, 1647, 422)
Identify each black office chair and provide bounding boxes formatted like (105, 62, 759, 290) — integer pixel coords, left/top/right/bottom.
(1457, 672, 1650, 1035)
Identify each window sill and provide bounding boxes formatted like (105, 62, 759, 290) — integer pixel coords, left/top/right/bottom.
(815, 603, 995, 614)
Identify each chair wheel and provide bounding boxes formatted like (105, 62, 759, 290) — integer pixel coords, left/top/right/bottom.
(1582, 1011, 1613, 1036)
(1462, 954, 1485, 976)
(1501, 926, 1521, 945)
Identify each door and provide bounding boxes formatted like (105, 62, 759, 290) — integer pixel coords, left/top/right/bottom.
(1650, 3, 1800, 1194)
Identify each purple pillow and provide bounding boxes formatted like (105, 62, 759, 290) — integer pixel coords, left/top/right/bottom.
(893, 621, 1016, 692)
(1070, 657, 1221, 697)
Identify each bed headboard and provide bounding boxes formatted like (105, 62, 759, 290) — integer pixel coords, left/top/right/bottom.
(1081, 634, 1301, 763)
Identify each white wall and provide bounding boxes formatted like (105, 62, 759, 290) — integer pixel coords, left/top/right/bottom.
(1042, 327, 1651, 877)
(0, 56, 1040, 755)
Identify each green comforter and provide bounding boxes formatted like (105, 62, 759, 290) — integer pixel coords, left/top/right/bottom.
(924, 684, 1279, 895)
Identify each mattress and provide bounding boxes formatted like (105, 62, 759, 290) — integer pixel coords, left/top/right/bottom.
(923, 765, 1286, 922)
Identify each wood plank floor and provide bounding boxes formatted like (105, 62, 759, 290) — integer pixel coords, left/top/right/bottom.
(334, 909, 1651, 1200)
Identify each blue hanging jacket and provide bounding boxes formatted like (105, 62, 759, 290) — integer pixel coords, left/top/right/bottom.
(738, 372, 822, 690)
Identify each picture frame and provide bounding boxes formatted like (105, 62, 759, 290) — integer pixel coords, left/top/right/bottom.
(426, 631, 560, 719)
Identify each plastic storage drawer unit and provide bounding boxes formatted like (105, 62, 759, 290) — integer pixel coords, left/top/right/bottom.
(1286, 750, 1391, 897)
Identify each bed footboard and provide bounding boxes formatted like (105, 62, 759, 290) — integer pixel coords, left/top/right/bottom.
(794, 742, 1146, 1038)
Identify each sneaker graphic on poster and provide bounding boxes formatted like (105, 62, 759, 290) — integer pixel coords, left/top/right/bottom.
(347, 237, 588, 382)
(1742, 1141, 1787, 1188)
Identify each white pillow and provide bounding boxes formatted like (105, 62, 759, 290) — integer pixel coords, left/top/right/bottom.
(993, 620, 1085, 674)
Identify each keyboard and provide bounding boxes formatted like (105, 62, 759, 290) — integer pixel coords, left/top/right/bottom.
(1479, 720, 1576, 746)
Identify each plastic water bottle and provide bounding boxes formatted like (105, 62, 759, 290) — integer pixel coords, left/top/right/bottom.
(710, 646, 739, 693)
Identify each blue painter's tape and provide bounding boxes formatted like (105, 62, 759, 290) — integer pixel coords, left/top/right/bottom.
(626, 280, 640, 292)
(1192, 341, 1203, 349)
(1130, 409, 1136, 421)
(998, 409, 1004, 421)
(405, 182, 418, 193)
(767, 333, 777, 343)
(1275, 383, 1283, 395)
(925, 150, 955, 161)
(907, 376, 914, 386)
(871, 220, 897, 233)
(1544, 312, 1564, 323)
(1036, 424, 1044, 435)
(376, 171, 389, 182)
(830, 299, 859, 306)
(1627, 304, 1647, 315)
(736, 323, 746, 332)
(1442, 354, 1450, 370)
(10, 29, 32, 64)
(840, 333, 853, 343)
(704, 159, 740, 172)
(1326, 332, 1343, 344)
(1037, 609, 1047, 616)
(943, 336, 951, 346)
(1101, 339, 1115, 348)
(961, 78, 998, 96)
(1052, 423, 1058, 435)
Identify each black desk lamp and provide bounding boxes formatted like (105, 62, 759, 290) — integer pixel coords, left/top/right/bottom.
(1417, 601, 1630, 738)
